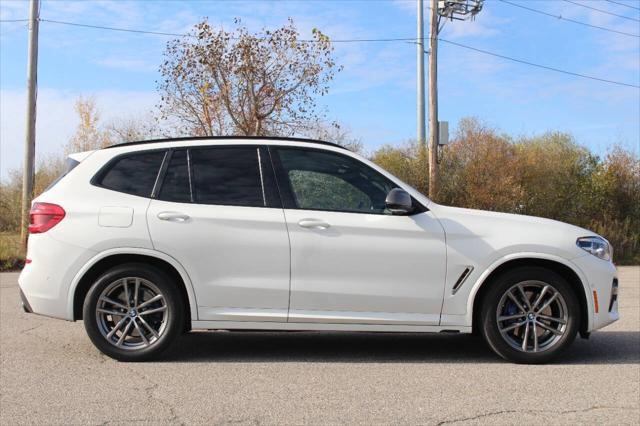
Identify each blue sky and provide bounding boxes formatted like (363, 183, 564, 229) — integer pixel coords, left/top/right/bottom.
(1, 0, 639, 178)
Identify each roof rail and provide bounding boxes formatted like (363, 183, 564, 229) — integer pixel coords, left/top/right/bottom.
(106, 135, 349, 151)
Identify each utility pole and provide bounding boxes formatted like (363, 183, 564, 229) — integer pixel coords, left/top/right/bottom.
(21, 0, 40, 246)
(420, 0, 484, 200)
(417, 0, 426, 148)
(428, 0, 439, 200)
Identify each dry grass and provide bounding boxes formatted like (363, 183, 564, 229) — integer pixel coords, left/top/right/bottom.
(0, 233, 24, 271)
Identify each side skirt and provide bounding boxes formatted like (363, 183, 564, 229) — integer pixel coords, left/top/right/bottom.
(191, 320, 472, 333)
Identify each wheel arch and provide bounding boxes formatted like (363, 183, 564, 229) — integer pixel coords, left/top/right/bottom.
(68, 248, 197, 326)
(469, 255, 591, 336)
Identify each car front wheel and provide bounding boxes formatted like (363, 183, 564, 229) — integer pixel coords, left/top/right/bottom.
(83, 263, 184, 361)
(480, 266, 580, 364)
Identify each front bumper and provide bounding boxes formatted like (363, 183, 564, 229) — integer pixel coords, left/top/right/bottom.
(572, 254, 619, 332)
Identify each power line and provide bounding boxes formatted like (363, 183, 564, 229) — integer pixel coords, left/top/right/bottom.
(498, 0, 640, 38)
(40, 18, 424, 42)
(40, 19, 189, 37)
(39, 17, 639, 89)
(0, 19, 30, 22)
(439, 38, 640, 89)
(605, 0, 640, 12)
(563, 0, 639, 22)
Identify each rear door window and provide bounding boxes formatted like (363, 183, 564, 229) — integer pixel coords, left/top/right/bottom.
(96, 151, 165, 197)
(189, 146, 266, 207)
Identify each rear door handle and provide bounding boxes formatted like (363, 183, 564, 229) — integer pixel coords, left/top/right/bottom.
(157, 211, 190, 222)
(298, 218, 330, 230)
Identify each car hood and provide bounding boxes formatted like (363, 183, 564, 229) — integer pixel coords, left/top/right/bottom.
(428, 204, 598, 263)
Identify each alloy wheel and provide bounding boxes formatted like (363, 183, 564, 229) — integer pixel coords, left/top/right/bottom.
(95, 277, 168, 350)
(496, 280, 568, 353)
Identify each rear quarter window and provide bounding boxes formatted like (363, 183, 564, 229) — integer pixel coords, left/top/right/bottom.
(45, 157, 81, 192)
(95, 151, 165, 197)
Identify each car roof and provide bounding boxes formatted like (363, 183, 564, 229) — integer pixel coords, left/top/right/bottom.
(106, 136, 348, 151)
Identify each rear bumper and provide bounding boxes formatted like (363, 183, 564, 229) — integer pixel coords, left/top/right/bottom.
(18, 233, 96, 321)
(20, 289, 33, 313)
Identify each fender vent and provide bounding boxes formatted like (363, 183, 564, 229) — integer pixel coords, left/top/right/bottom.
(452, 266, 474, 295)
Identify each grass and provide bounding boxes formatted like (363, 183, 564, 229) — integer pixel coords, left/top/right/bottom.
(0, 233, 25, 271)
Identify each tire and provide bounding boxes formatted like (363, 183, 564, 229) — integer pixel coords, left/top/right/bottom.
(479, 266, 580, 364)
(83, 263, 184, 361)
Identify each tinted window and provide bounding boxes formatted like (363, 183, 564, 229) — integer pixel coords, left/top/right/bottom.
(190, 147, 265, 207)
(274, 148, 397, 214)
(98, 151, 165, 197)
(158, 150, 191, 203)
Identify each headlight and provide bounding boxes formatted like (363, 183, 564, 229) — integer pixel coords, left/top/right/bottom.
(577, 236, 611, 261)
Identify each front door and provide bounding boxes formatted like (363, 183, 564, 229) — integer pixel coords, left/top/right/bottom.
(147, 146, 290, 322)
(269, 146, 447, 325)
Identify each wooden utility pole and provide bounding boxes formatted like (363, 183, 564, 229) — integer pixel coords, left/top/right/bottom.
(21, 0, 40, 246)
(428, 0, 439, 200)
(417, 0, 426, 149)
(420, 0, 483, 200)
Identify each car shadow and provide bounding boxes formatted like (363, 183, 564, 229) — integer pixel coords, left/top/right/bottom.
(161, 330, 640, 365)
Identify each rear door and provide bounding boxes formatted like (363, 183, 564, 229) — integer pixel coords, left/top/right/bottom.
(146, 146, 290, 322)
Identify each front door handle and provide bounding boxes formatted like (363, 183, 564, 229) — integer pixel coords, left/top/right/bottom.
(157, 211, 190, 222)
(298, 218, 331, 230)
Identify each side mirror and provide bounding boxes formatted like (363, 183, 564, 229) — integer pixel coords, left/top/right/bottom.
(385, 188, 413, 215)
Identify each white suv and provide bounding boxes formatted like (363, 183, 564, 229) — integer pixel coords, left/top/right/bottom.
(19, 137, 619, 363)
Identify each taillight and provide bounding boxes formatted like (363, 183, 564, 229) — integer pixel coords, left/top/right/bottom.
(28, 203, 65, 234)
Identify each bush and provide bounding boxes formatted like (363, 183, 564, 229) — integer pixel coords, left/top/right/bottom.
(0, 233, 24, 271)
(369, 118, 640, 264)
(370, 141, 429, 196)
(439, 118, 524, 212)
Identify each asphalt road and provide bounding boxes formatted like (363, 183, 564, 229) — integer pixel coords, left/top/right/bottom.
(1, 267, 638, 425)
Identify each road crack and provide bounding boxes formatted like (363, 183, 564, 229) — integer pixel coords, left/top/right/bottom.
(125, 366, 185, 425)
(93, 363, 184, 425)
(19, 324, 43, 334)
(436, 405, 639, 425)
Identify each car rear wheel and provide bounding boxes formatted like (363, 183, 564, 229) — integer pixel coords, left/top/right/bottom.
(83, 263, 184, 361)
(480, 266, 580, 364)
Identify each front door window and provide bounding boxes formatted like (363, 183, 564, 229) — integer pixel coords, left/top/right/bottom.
(272, 147, 398, 214)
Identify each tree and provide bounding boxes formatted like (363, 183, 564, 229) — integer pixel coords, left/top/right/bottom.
(299, 121, 364, 153)
(66, 97, 111, 154)
(104, 114, 160, 144)
(157, 18, 339, 137)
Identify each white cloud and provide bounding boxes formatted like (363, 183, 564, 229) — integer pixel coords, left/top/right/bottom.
(0, 89, 157, 179)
